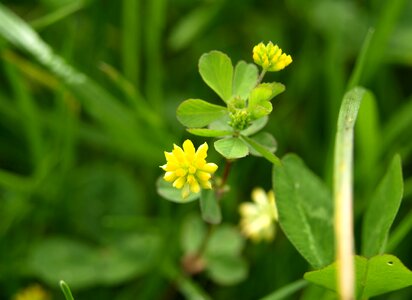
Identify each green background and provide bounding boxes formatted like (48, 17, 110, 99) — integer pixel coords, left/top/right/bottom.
(0, 0, 411, 299)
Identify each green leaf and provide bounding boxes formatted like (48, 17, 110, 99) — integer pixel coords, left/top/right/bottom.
(362, 154, 403, 257)
(240, 116, 268, 136)
(232, 61, 258, 99)
(205, 225, 244, 256)
(181, 214, 207, 254)
(199, 189, 221, 224)
(59, 281, 75, 300)
(187, 128, 232, 137)
(29, 235, 160, 289)
(156, 177, 200, 203)
(214, 137, 249, 159)
(244, 132, 277, 156)
(260, 279, 308, 300)
(260, 82, 286, 99)
(208, 115, 232, 131)
(199, 50, 233, 102)
(248, 86, 273, 119)
(247, 82, 284, 119)
(176, 99, 227, 128)
(272, 154, 334, 269)
(206, 255, 248, 285)
(304, 254, 412, 299)
(241, 134, 280, 165)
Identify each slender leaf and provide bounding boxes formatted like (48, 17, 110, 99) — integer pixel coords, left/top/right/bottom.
(272, 154, 334, 269)
(187, 128, 232, 137)
(260, 279, 308, 300)
(362, 154, 403, 257)
(59, 280, 75, 300)
(241, 134, 280, 165)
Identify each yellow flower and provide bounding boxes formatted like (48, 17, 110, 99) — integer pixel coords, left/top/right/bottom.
(161, 140, 218, 199)
(13, 284, 50, 300)
(239, 187, 278, 242)
(253, 42, 292, 71)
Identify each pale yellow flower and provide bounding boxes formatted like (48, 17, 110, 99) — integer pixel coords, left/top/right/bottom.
(239, 187, 278, 242)
(253, 42, 292, 71)
(161, 140, 218, 199)
(13, 284, 50, 300)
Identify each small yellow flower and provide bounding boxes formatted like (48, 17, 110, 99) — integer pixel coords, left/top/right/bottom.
(253, 42, 292, 71)
(161, 140, 218, 199)
(239, 187, 278, 242)
(13, 284, 50, 300)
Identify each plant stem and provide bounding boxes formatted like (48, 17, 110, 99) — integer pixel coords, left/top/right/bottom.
(256, 69, 267, 86)
(333, 87, 365, 300)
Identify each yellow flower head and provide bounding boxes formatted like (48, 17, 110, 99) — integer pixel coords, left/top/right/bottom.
(253, 42, 292, 71)
(239, 187, 278, 242)
(161, 140, 218, 199)
(13, 284, 50, 300)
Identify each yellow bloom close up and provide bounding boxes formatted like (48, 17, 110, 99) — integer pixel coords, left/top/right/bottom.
(161, 140, 218, 199)
(239, 187, 278, 242)
(253, 42, 292, 72)
(13, 284, 50, 300)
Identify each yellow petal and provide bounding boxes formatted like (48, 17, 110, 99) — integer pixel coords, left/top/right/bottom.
(196, 170, 211, 182)
(200, 180, 212, 189)
(195, 142, 208, 161)
(173, 177, 186, 189)
(201, 163, 218, 174)
(189, 178, 200, 193)
(181, 184, 190, 199)
(172, 144, 186, 162)
(164, 171, 177, 182)
(183, 139, 195, 158)
(252, 188, 267, 205)
(175, 168, 187, 177)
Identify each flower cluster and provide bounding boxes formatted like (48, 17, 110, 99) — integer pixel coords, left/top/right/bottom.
(239, 188, 278, 242)
(13, 284, 49, 300)
(253, 42, 292, 72)
(161, 140, 218, 199)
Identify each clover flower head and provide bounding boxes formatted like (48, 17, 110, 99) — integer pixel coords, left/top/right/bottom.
(239, 187, 278, 242)
(161, 140, 218, 199)
(253, 41, 292, 71)
(13, 284, 50, 300)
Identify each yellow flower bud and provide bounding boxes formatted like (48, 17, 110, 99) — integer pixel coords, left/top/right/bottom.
(253, 41, 292, 71)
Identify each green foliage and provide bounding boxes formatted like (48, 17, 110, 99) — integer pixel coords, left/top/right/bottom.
(176, 99, 227, 128)
(214, 137, 249, 159)
(200, 189, 221, 224)
(199, 51, 233, 103)
(0, 0, 412, 299)
(232, 61, 259, 100)
(156, 177, 200, 203)
(29, 234, 161, 288)
(181, 215, 248, 286)
(272, 154, 334, 269)
(60, 280, 75, 300)
(304, 254, 412, 299)
(362, 155, 404, 257)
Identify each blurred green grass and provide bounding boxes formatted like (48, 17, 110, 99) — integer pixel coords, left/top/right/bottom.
(0, 0, 412, 299)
